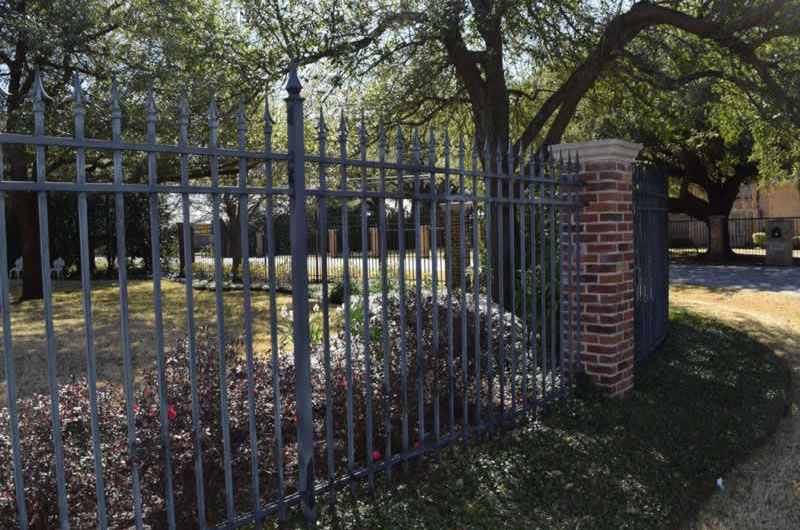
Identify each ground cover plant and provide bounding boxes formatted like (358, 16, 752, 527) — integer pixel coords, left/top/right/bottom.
(0, 289, 534, 528)
(314, 309, 790, 529)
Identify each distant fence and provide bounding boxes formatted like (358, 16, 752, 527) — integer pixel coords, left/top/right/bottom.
(669, 217, 800, 259)
(0, 64, 581, 528)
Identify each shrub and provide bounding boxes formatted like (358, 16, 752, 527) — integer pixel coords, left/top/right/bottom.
(0, 292, 544, 528)
(752, 232, 767, 247)
(0, 331, 299, 529)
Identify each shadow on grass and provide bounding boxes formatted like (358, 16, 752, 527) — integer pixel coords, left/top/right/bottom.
(315, 310, 790, 530)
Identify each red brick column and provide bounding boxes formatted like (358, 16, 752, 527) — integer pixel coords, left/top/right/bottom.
(552, 139, 642, 397)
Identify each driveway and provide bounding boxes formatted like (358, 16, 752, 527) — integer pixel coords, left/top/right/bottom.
(670, 264, 800, 295)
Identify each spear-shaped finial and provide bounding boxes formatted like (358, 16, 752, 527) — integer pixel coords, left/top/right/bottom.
(286, 59, 302, 95)
(178, 88, 188, 123)
(32, 66, 45, 112)
(337, 108, 348, 139)
(72, 73, 85, 140)
(358, 110, 368, 145)
(72, 72, 85, 112)
(396, 125, 404, 150)
(457, 130, 465, 155)
(146, 82, 157, 117)
(529, 144, 537, 177)
(377, 116, 385, 146)
(428, 127, 436, 165)
(177, 88, 188, 146)
(495, 136, 504, 175)
(412, 127, 421, 162)
(208, 91, 218, 124)
(316, 107, 328, 140)
(443, 128, 451, 155)
(260, 97, 273, 143)
(110, 77, 121, 113)
(109, 77, 122, 142)
(237, 95, 247, 131)
(236, 95, 247, 151)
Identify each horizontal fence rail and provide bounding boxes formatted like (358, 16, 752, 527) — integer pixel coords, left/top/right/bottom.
(0, 65, 581, 528)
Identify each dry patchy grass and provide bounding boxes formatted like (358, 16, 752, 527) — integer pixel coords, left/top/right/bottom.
(672, 285, 800, 530)
(0, 279, 308, 404)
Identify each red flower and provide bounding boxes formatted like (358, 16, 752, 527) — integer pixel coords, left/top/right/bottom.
(294, 414, 298, 424)
(414, 441, 420, 449)
(144, 388, 153, 399)
(340, 377, 347, 388)
(372, 450, 381, 462)
(133, 402, 139, 413)
(148, 405, 157, 417)
(167, 405, 177, 421)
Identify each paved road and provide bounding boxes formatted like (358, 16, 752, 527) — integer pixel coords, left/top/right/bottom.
(670, 264, 800, 295)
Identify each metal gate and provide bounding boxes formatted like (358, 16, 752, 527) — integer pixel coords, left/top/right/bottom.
(633, 165, 669, 361)
(0, 63, 581, 528)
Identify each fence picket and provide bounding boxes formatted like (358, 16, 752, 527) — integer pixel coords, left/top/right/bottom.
(0, 62, 582, 528)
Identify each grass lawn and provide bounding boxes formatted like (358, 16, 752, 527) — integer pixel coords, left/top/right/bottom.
(313, 309, 790, 529)
(0, 279, 315, 403)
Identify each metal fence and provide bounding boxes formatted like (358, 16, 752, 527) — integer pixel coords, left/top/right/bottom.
(0, 64, 581, 528)
(633, 165, 669, 361)
(669, 217, 800, 260)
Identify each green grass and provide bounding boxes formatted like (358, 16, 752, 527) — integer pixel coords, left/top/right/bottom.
(312, 309, 790, 529)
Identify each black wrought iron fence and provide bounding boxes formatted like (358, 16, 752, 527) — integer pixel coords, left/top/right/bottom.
(634, 165, 669, 361)
(0, 64, 581, 528)
(668, 217, 800, 260)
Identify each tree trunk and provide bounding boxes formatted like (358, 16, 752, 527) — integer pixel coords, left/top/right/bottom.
(16, 192, 43, 300)
(706, 216, 734, 261)
(7, 148, 43, 301)
(222, 197, 243, 280)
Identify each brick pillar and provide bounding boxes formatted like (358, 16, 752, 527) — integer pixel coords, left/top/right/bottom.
(551, 139, 642, 397)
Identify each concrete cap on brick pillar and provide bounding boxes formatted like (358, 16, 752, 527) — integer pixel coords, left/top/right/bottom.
(549, 139, 642, 163)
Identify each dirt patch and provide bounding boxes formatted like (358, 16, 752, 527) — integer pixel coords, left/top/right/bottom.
(672, 285, 800, 530)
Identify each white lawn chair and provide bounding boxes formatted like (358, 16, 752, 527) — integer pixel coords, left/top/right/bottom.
(9, 256, 22, 279)
(50, 257, 65, 280)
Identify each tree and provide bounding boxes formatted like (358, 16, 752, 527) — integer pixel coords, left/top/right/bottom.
(241, 0, 800, 160)
(239, 0, 800, 297)
(565, 20, 800, 259)
(0, 0, 256, 299)
(0, 0, 125, 298)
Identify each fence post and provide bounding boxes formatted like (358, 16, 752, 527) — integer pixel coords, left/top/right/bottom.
(286, 60, 316, 519)
(707, 215, 726, 260)
(551, 139, 641, 397)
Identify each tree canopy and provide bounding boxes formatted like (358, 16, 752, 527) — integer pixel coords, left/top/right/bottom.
(2, 0, 800, 297)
